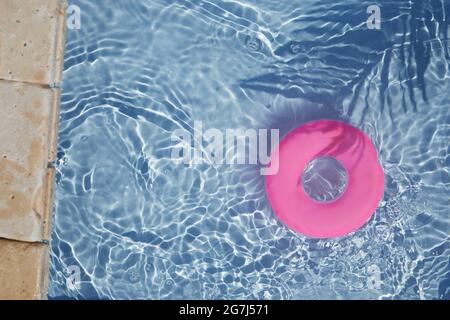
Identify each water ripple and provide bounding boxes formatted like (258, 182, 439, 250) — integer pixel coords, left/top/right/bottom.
(49, 0, 450, 299)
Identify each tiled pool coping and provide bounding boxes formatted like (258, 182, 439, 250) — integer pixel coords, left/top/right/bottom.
(0, 0, 66, 299)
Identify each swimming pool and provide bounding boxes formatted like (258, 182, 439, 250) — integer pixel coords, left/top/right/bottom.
(49, 0, 450, 299)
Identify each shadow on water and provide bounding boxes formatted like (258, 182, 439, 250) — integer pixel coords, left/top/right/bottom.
(239, 0, 450, 124)
(233, 98, 347, 208)
(235, 0, 450, 241)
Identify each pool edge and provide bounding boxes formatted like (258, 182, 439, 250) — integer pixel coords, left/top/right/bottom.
(0, 0, 67, 300)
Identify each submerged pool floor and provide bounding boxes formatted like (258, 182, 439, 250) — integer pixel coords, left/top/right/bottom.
(50, 0, 450, 299)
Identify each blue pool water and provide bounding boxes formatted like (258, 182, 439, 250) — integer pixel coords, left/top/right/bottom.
(49, 0, 450, 299)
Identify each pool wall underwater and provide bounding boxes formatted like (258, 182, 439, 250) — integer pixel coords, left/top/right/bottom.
(42, 0, 450, 300)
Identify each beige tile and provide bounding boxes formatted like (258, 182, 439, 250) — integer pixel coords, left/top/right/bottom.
(0, 81, 58, 242)
(0, 0, 65, 301)
(0, 239, 48, 300)
(0, 0, 66, 85)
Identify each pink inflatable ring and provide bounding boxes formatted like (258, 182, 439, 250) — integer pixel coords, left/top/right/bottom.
(265, 119, 384, 238)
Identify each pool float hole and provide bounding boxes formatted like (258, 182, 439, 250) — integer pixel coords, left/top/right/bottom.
(300, 156, 349, 203)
